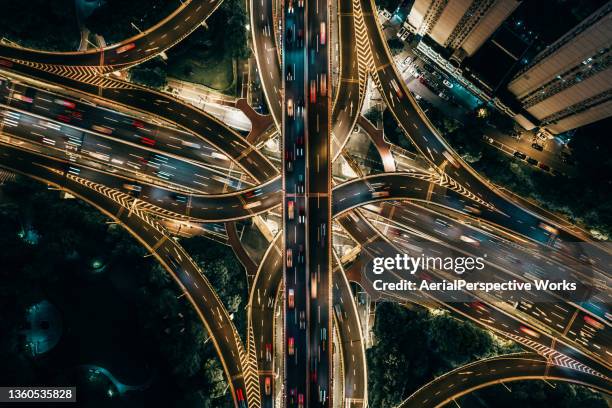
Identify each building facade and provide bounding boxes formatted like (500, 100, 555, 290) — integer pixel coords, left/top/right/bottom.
(507, 2, 612, 134)
(405, 0, 521, 62)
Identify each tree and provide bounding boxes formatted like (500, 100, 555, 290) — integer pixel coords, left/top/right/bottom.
(130, 66, 167, 89)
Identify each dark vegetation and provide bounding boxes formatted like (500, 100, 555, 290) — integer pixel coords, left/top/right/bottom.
(0, 0, 79, 51)
(127, 0, 249, 93)
(367, 303, 607, 408)
(0, 179, 242, 407)
(375, 0, 399, 12)
(86, 0, 181, 44)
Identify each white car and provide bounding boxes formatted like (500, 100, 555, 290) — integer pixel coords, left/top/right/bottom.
(443, 79, 453, 88)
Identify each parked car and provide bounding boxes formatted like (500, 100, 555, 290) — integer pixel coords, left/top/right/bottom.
(513, 151, 527, 160)
(527, 157, 538, 166)
(531, 143, 544, 151)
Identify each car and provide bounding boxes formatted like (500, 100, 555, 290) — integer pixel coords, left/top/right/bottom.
(372, 191, 390, 198)
(470, 301, 488, 312)
(309, 80, 317, 103)
(319, 74, 327, 96)
(320, 22, 326, 45)
(438, 91, 449, 100)
(539, 222, 558, 235)
(287, 64, 294, 81)
(513, 151, 526, 160)
(443, 79, 453, 88)
(55, 98, 76, 109)
(287, 98, 294, 117)
(13, 93, 33, 103)
(286, 249, 293, 268)
(56, 114, 71, 123)
(531, 143, 544, 151)
(243, 200, 262, 210)
(287, 0, 294, 13)
(298, 206, 305, 223)
(311, 273, 317, 299)
(334, 304, 343, 322)
(264, 377, 271, 395)
(297, 29, 304, 46)
(116, 42, 136, 54)
(584, 315, 605, 330)
(296, 98, 304, 116)
(288, 201, 295, 220)
(538, 163, 550, 171)
(390, 79, 402, 98)
(298, 244, 305, 264)
(298, 393, 304, 408)
(265, 343, 272, 361)
(299, 311, 306, 329)
(319, 387, 327, 403)
(297, 174, 305, 193)
(460, 235, 480, 246)
(140, 136, 156, 146)
(288, 337, 295, 355)
(519, 325, 540, 338)
(288, 289, 295, 309)
(123, 184, 142, 192)
(296, 146, 304, 157)
(298, 0, 303, 6)
(527, 157, 538, 166)
(92, 124, 113, 135)
(181, 140, 201, 149)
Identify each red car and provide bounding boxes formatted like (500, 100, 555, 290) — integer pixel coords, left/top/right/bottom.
(288, 337, 295, 355)
(309, 80, 317, 103)
(140, 136, 156, 146)
(54, 99, 76, 109)
(264, 377, 271, 395)
(116, 42, 136, 54)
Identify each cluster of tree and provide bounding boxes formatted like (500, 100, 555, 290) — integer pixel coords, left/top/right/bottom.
(86, 0, 181, 44)
(0, 179, 240, 406)
(125, 0, 250, 90)
(130, 60, 168, 89)
(0, 0, 79, 51)
(382, 109, 417, 153)
(367, 303, 607, 408)
(165, 0, 250, 62)
(367, 303, 514, 407)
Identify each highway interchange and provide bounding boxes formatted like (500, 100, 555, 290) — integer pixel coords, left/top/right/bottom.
(0, 0, 610, 407)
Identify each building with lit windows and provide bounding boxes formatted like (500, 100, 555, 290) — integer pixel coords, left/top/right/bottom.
(506, 2, 612, 134)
